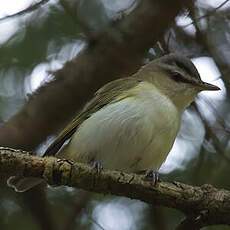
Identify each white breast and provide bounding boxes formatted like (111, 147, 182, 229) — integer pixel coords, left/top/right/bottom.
(64, 82, 180, 172)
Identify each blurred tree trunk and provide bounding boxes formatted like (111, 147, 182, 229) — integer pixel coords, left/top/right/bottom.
(0, 0, 190, 150)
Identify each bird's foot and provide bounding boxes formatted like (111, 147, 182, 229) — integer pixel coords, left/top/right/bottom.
(144, 170, 160, 186)
(57, 158, 75, 165)
(90, 161, 103, 174)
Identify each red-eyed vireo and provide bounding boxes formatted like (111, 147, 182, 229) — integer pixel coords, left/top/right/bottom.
(7, 54, 220, 192)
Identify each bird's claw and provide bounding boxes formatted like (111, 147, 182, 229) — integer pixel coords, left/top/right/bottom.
(57, 158, 75, 165)
(144, 170, 160, 186)
(91, 161, 103, 174)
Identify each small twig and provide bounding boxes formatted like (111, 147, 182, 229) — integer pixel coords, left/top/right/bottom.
(181, 0, 230, 28)
(193, 102, 230, 163)
(198, 96, 230, 135)
(165, 29, 173, 53)
(192, 137, 207, 185)
(115, 0, 139, 17)
(0, 0, 49, 21)
(89, 216, 106, 230)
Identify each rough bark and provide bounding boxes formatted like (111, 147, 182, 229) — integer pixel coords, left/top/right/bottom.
(1, 147, 230, 229)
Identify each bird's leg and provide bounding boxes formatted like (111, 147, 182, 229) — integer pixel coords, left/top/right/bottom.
(92, 161, 103, 173)
(89, 157, 103, 174)
(136, 169, 161, 186)
(144, 170, 160, 186)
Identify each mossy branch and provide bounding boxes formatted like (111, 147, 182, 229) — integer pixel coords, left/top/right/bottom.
(1, 147, 230, 229)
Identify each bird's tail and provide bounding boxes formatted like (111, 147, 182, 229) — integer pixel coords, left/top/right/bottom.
(7, 176, 44, 192)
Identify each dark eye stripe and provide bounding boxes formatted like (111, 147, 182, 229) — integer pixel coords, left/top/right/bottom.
(175, 60, 201, 81)
(171, 72, 192, 84)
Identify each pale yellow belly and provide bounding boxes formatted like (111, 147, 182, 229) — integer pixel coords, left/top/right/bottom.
(62, 90, 180, 172)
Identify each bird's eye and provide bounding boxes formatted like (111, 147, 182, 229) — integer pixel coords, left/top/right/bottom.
(171, 72, 191, 84)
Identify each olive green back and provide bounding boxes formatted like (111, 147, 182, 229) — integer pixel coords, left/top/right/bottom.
(44, 77, 142, 156)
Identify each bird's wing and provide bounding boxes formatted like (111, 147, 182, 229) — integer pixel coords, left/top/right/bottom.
(43, 77, 142, 156)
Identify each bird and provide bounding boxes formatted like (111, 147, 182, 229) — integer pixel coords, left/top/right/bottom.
(7, 53, 220, 192)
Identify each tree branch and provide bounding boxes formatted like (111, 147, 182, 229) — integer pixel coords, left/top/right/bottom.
(1, 147, 230, 229)
(0, 1, 191, 229)
(182, 0, 230, 29)
(0, 0, 49, 21)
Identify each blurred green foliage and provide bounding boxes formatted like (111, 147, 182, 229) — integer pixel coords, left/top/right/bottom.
(0, 0, 230, 230)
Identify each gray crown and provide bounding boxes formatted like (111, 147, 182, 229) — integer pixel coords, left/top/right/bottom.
(154, 53, 201, 81)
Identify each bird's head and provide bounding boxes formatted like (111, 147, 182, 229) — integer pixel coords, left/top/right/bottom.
(140, 54, 220, 110)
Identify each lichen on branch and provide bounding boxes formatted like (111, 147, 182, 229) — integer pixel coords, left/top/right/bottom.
(1, 147, 230, 229)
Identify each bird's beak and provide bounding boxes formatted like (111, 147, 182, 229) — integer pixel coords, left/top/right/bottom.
(199, 81, 220, 91)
